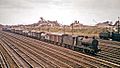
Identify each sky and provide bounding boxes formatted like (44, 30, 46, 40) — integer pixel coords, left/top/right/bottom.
(0, 0, 120, 25)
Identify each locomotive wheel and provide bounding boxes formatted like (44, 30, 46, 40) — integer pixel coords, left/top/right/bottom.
(63, 44, 67, 48)
(74, 47, 79, 51)
(84, 49, 89, 54)
(74, 47, 76, 51)
(90, 51, 96, 55)
(79, 48, 84, 52)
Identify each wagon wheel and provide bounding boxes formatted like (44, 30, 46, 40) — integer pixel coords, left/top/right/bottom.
(63, 44, 66, 48)
(79, 48, 84, 52)
(68, 45, 72, 49)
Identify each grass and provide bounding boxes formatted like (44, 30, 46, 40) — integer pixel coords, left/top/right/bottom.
(26, 26, 105, 37)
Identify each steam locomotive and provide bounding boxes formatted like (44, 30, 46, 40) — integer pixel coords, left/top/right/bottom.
(99, 32, 120, 41)
(2, 27, 101, 55)
(99, 19, 120, 41)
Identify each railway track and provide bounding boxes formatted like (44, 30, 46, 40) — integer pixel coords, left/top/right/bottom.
(2, 36, 74, 68)
(7, 31, 120, 65)
(1, 35, 72, 67)
(0, 40, 19, 68)
(1, 31, 120, 68)
(100, 39, 120, 46)
(96, 43, 120, 65)
(1, 32, 96, 68)
(0, 50, 10, 68)
(0, 39, 36, 68)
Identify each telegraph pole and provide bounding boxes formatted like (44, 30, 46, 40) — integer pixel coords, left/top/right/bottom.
(47, 22, 50, 32)
(63, 25, 65, 34)
(39, 26, 41, 31)
(72, 23, 73, 35)
(118, 17, 120, 34)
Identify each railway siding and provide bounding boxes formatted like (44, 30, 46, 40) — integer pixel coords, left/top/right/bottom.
(0, 43, 18, 68)
(0, 31, 120, 68)
(11, 32, 120, 67)
(0, 39, 32, 68)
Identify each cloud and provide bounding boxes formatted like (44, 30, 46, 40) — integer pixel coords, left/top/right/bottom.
(73, 0, 120, 10)
(0, 0, 120, 25)
(0, 0, 33, 9)
(26, 0, 50, 3)
(1, 0, 120, 10)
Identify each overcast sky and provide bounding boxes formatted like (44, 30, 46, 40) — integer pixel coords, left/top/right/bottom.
(0, 0, 120, 25)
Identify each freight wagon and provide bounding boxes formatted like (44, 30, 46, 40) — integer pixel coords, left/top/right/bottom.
(2, 28, 101, 55)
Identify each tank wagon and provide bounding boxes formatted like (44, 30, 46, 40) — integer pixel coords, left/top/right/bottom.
(2, 28, 101, 55)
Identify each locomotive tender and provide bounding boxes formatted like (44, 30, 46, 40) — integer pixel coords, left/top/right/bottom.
(2, 27, 101, 55)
